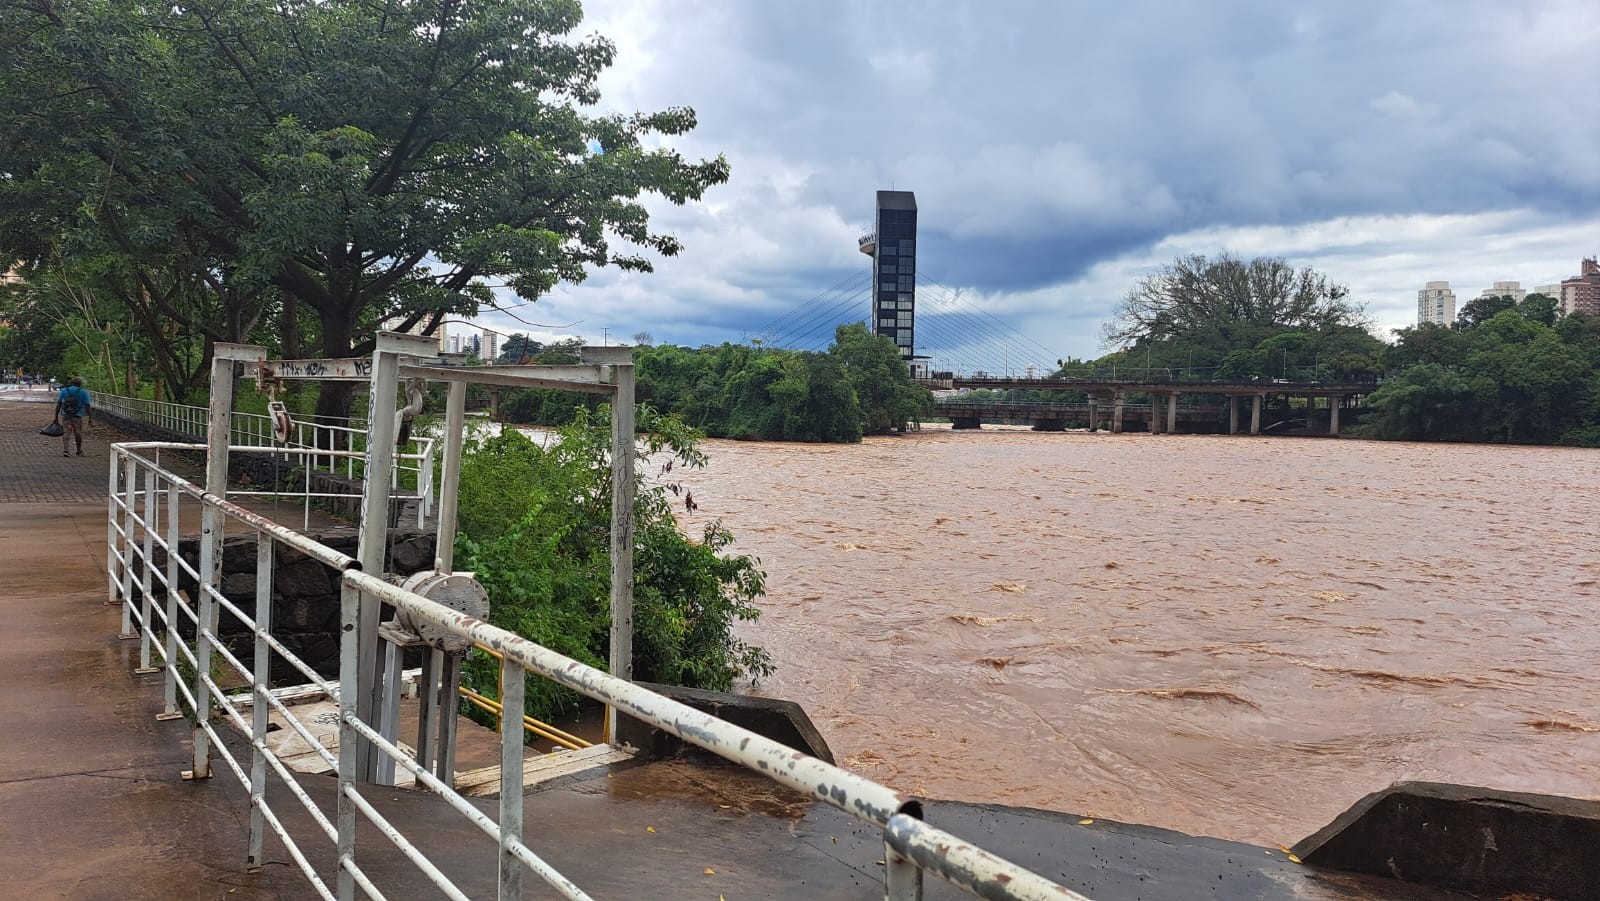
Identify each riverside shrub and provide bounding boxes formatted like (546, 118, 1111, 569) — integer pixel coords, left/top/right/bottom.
(454, 406, 773, 724)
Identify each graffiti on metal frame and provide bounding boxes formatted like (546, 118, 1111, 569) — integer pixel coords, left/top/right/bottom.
(267, 359, 374, 380)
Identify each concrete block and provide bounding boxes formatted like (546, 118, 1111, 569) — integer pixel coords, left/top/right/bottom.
(616, 682, 834, 765)
(1293, 781, 1600, 898)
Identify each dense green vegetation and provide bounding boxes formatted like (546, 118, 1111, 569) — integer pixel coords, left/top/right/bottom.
(490, 323, 934, 442)
(454, 408, 772, 722)
(1084, 253, 1386, 381)
(1367, 300, 1600, 445)
(0, 0, 726, 417)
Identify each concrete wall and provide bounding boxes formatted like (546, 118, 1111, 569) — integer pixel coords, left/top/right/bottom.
(1294, 781, 1600, 898)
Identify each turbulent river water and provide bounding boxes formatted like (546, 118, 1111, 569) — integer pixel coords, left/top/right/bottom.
(660, 426, 1599, 847)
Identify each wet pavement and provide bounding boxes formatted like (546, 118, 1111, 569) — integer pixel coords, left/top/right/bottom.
(0, 396, 299, 899)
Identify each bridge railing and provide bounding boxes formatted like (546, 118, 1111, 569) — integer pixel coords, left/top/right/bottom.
(107, 439, 1089, 901)
(946, 374, 1381, 389)
(96, 393, 435, 529)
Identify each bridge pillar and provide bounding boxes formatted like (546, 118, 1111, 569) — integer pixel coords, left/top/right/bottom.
(1150, 394, 1161, 434)
(1330, 396, 1341, 436)
(1088, 401, 1099, 432)
(1250, 394, 1263, 434)
(1229, 396, 1239, 434)
(1112, 392, 1125, 433)
(1167, 393, 1179, 435)
(951, 415, 982, 430)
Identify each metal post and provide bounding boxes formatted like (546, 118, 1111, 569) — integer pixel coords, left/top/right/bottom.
(159, 479, 183, 720)
(416, 649, 439, 773)
(354, 338, 403, 780)
(434, 381, 467, 574)
(247, 535, 275, 870)
(336, 584, 360, 901)
(188, 491, 218, 781)
(135, 464, 158, 667)
(417, 380, 466, 786)
(105, 451, 120, 606)
(498, 660, 525, 900)
(436, 653, 461, 784)
(378, 639, 401, 785)
(119, 459, 137, 639)
(885, 842, 923, 900)
(606, 356, 636, 741)
(188, 344, 259, 780)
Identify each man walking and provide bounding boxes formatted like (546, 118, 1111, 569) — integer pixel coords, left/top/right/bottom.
(55, 377, 91, 457)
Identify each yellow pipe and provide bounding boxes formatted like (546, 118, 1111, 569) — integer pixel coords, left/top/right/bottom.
(458, 687, 590, 751)
(467, 646, 595, 752)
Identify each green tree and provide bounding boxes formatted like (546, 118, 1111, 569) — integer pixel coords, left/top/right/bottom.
(1365, 363, 1479, 440)
(1517, 293, 1560, 328)
(0, 0, 728, 422)
(1455, 294, 1519, 330)
(455, 408, 772, 721)
(829, 323, 932, 434)
(1104, 253, 1370, 354)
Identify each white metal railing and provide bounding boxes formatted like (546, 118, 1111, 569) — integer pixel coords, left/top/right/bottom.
(107, 440, 1088, 901)
(96, 393, 435, 529)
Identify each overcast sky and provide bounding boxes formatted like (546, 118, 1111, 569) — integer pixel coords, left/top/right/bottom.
(467, 0, 1600, 368)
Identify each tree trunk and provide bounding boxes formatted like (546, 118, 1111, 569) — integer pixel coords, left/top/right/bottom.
(314, 307, 358, 446)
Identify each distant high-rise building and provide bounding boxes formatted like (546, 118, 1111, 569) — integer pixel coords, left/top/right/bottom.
(857, 190, 917, 359)
(1534, 284, 1562, 300)
(447, 334, 462, 354)
(1477, 280, 1525, 302)
(469, 334, 482, 357)
(483, 330, 499, 363)
(1559, 257, 1600, 317)
(1417, 281, 1456, 325)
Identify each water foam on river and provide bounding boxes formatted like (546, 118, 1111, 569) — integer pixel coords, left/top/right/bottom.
(663, 426, 1600, 846)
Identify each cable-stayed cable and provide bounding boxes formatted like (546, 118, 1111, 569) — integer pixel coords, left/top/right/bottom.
(744, 269, 870, 346)
(919, 271, 1061, 364)
(779, 284, 872, 351)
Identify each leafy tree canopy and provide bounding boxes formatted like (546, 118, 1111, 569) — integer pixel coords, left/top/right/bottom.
(0, 0, 728, 417)
(1092, 253, 1382, 380)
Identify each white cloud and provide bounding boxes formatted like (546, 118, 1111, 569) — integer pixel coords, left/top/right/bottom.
(462, 1, 1600, 363)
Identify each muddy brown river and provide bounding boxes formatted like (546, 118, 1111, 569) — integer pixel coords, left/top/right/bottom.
(664, 427, 1599, 847)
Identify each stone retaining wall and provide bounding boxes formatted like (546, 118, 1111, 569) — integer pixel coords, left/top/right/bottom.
(149, 527, 437, 681)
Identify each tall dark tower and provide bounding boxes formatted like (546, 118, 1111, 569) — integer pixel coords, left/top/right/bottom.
(858, 190, 917, 359)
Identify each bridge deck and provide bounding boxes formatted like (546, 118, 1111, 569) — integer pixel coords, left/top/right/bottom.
(921, 376, 1379, 397)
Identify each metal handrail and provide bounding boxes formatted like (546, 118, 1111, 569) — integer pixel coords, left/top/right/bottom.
(108, 439, 1088, 901)
(95, 393, 436, 528)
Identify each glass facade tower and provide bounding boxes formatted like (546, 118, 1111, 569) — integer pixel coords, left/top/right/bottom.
(867, 191, 917, 359)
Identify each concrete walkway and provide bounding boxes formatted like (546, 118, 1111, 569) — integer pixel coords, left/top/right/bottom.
(0, 395, 300, 899)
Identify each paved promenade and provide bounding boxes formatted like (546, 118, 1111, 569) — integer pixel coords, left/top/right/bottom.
(0, 394, 298, 899)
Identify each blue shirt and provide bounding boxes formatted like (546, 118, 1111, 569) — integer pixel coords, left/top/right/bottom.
(56, 385, 91, 419)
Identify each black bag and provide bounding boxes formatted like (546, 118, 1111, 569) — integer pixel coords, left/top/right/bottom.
(40, 421, 64, 437)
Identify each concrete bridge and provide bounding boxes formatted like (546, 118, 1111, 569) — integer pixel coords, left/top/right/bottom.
(921, 376, 1380, 436)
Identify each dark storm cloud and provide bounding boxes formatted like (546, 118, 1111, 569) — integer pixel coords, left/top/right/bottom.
(476, 1, 1600, 357)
